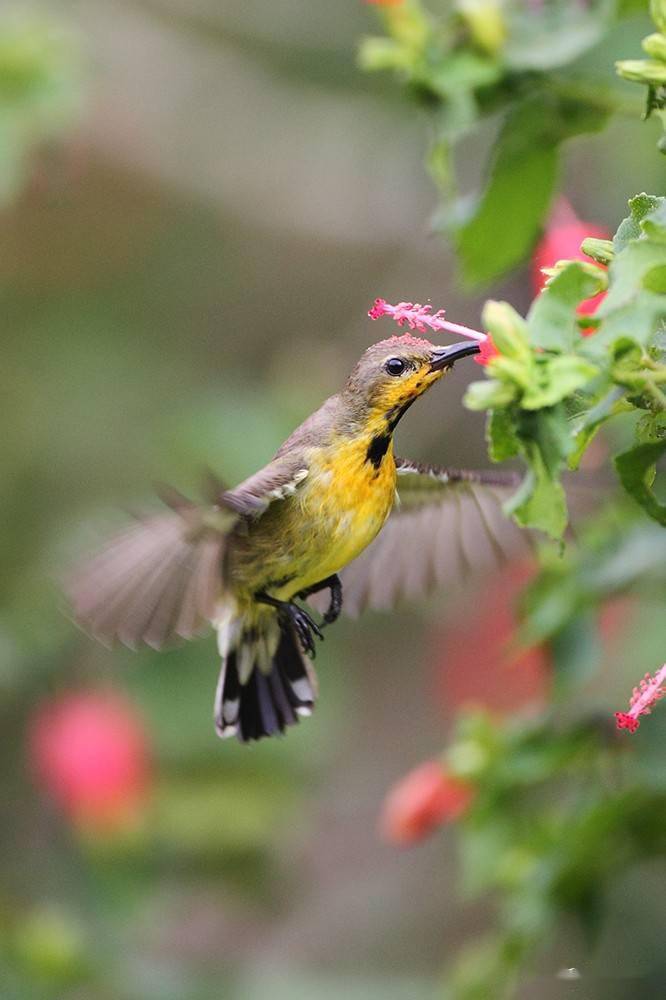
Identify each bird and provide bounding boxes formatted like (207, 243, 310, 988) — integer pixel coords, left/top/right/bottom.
(67, 333, 529, 743)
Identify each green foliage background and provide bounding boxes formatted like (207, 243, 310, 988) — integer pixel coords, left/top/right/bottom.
(0, 2, 664, 999)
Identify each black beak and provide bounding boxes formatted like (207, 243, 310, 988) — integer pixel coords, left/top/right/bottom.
(429, 341, 481, 371)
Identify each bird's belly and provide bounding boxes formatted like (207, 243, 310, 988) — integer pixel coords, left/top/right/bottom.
(229, 442, 396, 601)
(292, 441, 397, 589)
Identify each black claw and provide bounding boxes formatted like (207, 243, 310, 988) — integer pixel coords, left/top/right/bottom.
(298, 574, 343, 628)
(256, 591, 325, 658)
(322, 578, 343, 626)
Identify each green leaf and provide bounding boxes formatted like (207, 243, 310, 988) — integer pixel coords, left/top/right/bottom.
(504, 447, 568, 539)
(568, 386, 624, 469)
(456, 96, 607, 286)
(584, 198, 666, 357)
(486, 408, 520, 462)
(527, 262, 604, 351)
(615, 440, 666, 525)
(613, 193, 662, 251)
(464, 378, 517, 410)
(521, 355, 599, 410)
(643, 263, 666, 292)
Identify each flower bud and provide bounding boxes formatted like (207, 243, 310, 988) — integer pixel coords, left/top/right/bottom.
(651, 0, 666, 34)
(481, 300, 530, 360)
(379, 760, 475, 845)
(580, 237, 615, 266)
(457, 0, 506, 56)
(615, 59, 666, 85)
(642, 32, 666, 61)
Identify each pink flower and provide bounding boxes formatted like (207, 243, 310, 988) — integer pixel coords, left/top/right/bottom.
(532, 199, 610, 335)
(615, 664, 666, 733)
(379, 760, 475, 845)
(28, 691, 152, 835)
(368, 297, 487, 343)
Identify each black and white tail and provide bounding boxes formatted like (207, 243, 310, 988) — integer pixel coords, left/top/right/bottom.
(214, 618, 317, 742)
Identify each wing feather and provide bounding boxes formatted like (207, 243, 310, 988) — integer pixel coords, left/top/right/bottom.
(67, 457, 311, 650)
(331, 458, 531, 618)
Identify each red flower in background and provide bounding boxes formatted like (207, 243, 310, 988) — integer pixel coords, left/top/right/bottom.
(433, 564, 549, 718)
(380, 760, 475, 845)
(532, 198, 610, 334)
(28, 691, 152, 835)
(432, 566, 634, 719)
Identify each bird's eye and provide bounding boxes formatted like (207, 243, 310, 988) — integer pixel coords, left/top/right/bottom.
(385, 357, 406, 377)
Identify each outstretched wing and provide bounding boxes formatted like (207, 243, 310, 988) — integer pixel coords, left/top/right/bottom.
(67, 456, 310, 650)
(326, 457, 531, 618)
(65, 494, 236, 651)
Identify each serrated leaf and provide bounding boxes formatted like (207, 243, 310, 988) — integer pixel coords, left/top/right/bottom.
(528, 262, 604, 351)
(613, 193, 662, 251)
(615, 440, 666, 525)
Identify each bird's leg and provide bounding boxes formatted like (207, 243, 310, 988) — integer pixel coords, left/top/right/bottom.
(297, 574, 343, 626)
(255, 591, 324, 658)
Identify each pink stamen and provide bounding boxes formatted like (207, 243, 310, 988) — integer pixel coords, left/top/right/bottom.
(615, 664, 666, 733)
(368, 298, 487, 343)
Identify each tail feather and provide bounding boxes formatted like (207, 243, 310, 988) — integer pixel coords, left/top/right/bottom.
(215, 624, 316, 742)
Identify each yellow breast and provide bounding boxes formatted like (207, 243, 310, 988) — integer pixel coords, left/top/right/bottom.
(298, 432, 397, 581)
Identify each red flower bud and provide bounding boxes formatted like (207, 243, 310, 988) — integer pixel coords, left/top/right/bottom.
(379, 760, 475, 845)
(531, 200, 610, 335)
(28, 691, 152, 835)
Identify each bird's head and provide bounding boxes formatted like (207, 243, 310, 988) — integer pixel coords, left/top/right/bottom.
(344, 334, 480, 424)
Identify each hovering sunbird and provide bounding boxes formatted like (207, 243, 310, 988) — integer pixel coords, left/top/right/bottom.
(68, 333, 527, 742)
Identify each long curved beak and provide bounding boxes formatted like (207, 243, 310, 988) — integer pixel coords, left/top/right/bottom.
(429, 341, 481, 371)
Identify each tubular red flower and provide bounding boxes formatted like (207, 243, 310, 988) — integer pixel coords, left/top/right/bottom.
(28, 691, 152, 834)
(368, 298, 487, 343)
(379, 760, 475, 845)
(615, 664, 666, 733)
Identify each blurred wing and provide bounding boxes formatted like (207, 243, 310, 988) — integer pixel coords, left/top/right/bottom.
(65, 494, 237, 651)
(328, 457, 532, 618)
(66, 457, 311, 651)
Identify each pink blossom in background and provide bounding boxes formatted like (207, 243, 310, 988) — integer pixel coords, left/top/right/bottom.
(615, 664, 666, 733)
(368, 298, 487, 342)
(380, 760, 475, 846)
(28, 690, 152, 835)
(532, 198, 610, 334)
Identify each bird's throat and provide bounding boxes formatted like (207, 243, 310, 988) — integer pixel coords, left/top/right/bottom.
(364, 398, 415, 471)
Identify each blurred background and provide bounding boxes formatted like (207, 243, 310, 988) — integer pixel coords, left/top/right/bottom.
(1, 2, 665, 998)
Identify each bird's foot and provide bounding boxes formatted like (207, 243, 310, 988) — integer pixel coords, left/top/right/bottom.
(298, 574, 343, 627)
(255, 592, 324, 658)
(282, 604, 323, 657)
